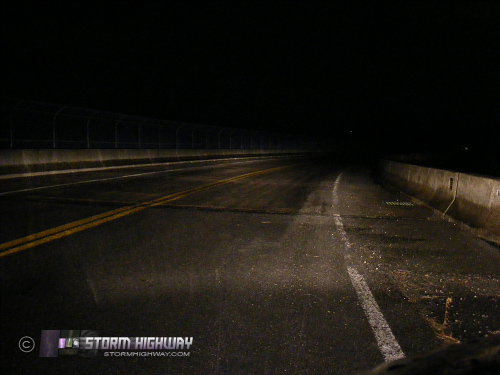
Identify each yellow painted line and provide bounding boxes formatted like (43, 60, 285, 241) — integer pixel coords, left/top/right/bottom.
(150, 166, 286, 206)
(0, 164, 292, 258)
(0, 206, 146, 257)
(0, 205, 135, 251)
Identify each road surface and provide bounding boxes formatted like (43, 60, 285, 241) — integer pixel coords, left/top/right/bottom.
(1, 155, 499, 374)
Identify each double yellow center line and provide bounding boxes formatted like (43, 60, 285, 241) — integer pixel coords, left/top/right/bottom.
(0, 165, 290, 258)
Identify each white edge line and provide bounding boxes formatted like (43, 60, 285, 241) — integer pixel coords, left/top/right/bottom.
(332, 173, 405, 362)
(0, 154, 301, 180)
(331, 171, 343, 207)
(0, 155, 300, 196)
(346, 265, 405, 362)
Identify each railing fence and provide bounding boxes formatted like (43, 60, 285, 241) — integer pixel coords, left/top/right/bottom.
(1, 98, 325, 150)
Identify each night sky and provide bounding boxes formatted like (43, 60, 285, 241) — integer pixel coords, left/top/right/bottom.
(2, 1, 500, 153)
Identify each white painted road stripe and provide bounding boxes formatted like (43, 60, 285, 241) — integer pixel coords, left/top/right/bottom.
(0, 170, 167, 196)
(331, 171, 343, 207)
(0, 156, 291, 196)
(332, 172, 405, 362)
(0, 154, 295, 180)
(346, 265, 405, 361)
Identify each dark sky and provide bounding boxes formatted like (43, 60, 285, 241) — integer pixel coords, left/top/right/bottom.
(2, 1, 500, 151)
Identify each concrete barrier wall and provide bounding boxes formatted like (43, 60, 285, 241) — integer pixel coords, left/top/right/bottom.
(0, 148, 312, 176)
(379, 159, 500, 243)
(448, 173, 500, 241)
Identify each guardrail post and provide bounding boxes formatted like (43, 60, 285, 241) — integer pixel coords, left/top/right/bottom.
(138, 121, 145, 149)
(138, 123, 141, 148)
(9, 100, 24, 148)
(86, 111, 100, 149)
(251, 131, 257, 149)
(176, 124, 185, 149)
(218, 129, 223, 149)
(192, 126, 196, 149)
(52, 106, 65, 149)
(115, 122, 118, 149)
(114, 115, 125, 149)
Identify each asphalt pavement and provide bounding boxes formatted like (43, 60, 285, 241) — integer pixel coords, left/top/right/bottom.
(1, 155, 499, 374)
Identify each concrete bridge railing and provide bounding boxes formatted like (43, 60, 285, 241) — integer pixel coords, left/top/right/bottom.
(379, 159, 500, 245)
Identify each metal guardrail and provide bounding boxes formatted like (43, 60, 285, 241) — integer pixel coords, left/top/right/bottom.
(0, 98, 324, 150)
